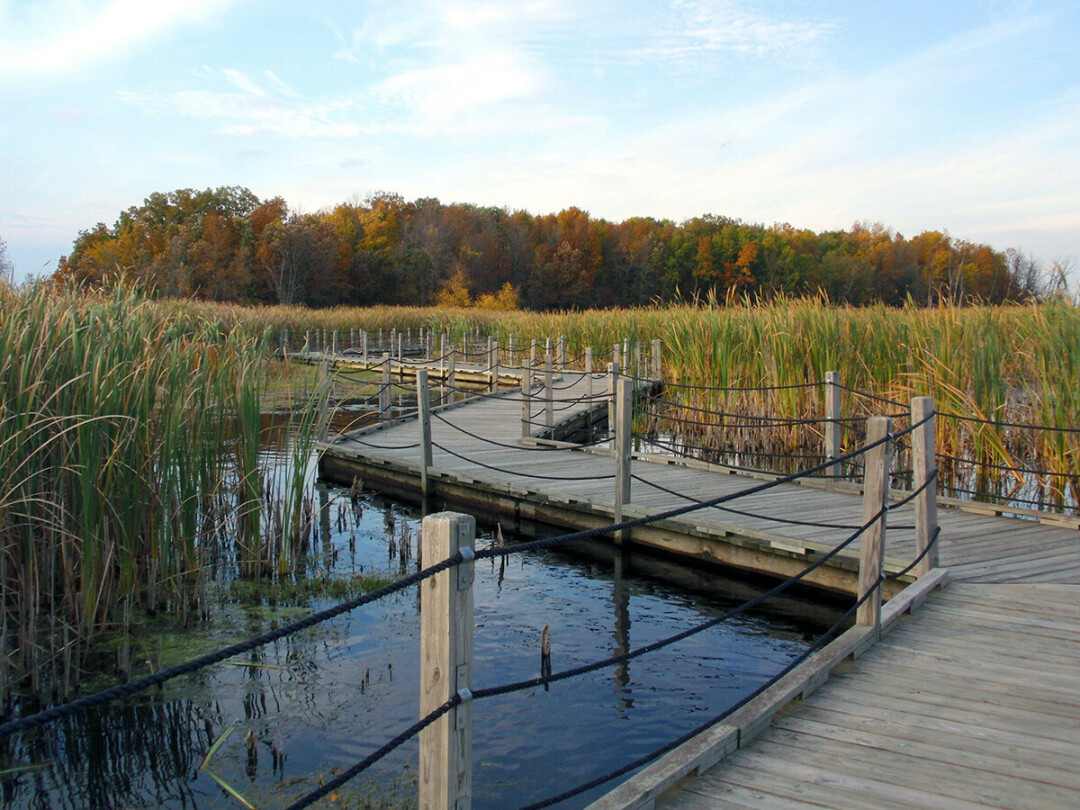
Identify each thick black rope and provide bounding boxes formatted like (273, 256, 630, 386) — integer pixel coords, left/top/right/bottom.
(470, 430, 896, 564)
(284, 696, 460, 810)
(833, 383, 906, 409)
(516, 581, 876, 810)
(663, 379, 825, 393)
(0, 554, 465, 739)
(431, 441, 617, 481)
(936, 410, 1080, 434)
(884, 526, 941, 580)
(629, 473, 865, 530)
(347, 437, 423, 451)
(936, 452, 1074, 478)
(430, 411, 561, 452)
(473, 513, 876, 700)
(646, 397, 843, 426)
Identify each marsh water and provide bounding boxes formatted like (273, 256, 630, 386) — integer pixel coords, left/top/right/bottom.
(2, 485, 843, 810)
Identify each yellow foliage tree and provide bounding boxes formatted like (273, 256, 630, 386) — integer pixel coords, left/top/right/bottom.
(436, 269, 473, 307)
(476, 282, 520, 311)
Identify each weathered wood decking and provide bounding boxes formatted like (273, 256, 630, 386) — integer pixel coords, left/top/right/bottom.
(314, 355, 1080, 809)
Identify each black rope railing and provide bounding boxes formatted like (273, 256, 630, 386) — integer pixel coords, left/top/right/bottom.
(662, 379, 825, 393)
(431, 441, 616, 481)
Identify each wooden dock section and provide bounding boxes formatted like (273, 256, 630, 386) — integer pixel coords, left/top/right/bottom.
(314, 354, 1080, 809)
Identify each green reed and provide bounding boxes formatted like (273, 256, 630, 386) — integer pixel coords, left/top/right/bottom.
(0, 283, 328, 699)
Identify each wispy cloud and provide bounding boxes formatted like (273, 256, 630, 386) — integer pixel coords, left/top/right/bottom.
(0, 0, 236, 80)
(118, 69, 361, 138)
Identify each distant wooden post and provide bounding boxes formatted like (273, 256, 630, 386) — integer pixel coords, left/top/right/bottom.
(350, 328, 356, 350)
(545, 338, 553, 371)
(317, 360, 330, 443)
(608, 359, 620, 438)
(362, 331, 368, 364)
(557, 335, 567, 369)
(612, 342, 620, 373)
(440, 333, 448, 379)
(858, 416, 891, 632)
(825, 371, 842, 484)
(397, 332, 403, 366)
(585, 347, 594, 401)
(491, 339, 500, 392)
(281, 329, 289, 359)
(623, 338, 630, 369)
(911, 397, 939, 575)
(544, 349, 554, 428)
(419, 512, 474, 810)
(447, 343, 457, 405)
(615, 377, 632, 540)
(380, 352, 391, 421)
(418, 370, 434, 496)
(651, 339, 662, 381)
(634, 341, 641, 381)
(332, 330, 339, 356)
(508, 333, 516, 367)
(378, 327, 383, 349)
(304, 330, 311, 355)
(530, 338, 538, 368)
(521, 359, 532, 439)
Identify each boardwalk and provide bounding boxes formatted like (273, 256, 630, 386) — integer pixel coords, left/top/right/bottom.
(315, 356, 1080, 809)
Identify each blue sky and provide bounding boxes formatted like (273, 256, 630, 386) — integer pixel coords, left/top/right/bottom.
(1, 0, 1077, 283)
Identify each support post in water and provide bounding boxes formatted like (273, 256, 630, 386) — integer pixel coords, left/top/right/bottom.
(825, 370, 842, 485)
(419, 512, 474, 810)
(557, 335, 567, 369)
(418, 370, 434, 496)
(544, 349, 554, 428)
(521, 359, 532, 439)
(651, 339, 662, 381)
(615, 377, 632, 541)
(380, 352, 391, 421)
(858, 416, 891, 633)
(585, 346, 594, 401)
(911, 396, 939, 575)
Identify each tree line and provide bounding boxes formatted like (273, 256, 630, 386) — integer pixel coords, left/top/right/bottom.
(54, 186, 1048, 308)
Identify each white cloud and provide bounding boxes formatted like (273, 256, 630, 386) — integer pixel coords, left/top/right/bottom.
(0, 0, 236, 80)
(119, 69, 362, 138)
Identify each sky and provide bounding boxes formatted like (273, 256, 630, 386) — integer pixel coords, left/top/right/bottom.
(1, 0, 1078, 282)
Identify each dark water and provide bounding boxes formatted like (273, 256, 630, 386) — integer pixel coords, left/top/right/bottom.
(1, 480, 844, 810)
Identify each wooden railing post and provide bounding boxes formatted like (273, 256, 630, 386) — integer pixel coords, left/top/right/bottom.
(544, 349, 554, 428)
(615, 377, 632, 540)
(508, 333, 516, 368)
(911, 396, 939, 575)
(362, 330, 368, 364)
(380, 352, 391, 421)
(558, 335, 567, 369)
(530, 338, 538, 367)
(521, 359, 532, 439)
(858, 416, 891, 633)
(585, 346, 594, 401)
(489, 338, 499, 392)
(612, 342, 620, 374)
(418, 370, 434, 495)
(419, 512, 474, 810)
(608, 359, 620, 439)
(332, 330, 339, 356)
(634, 341, 641, 382)
(304, 330, 311, 355)
(317, 360, 330, 443)
(397, 331, 403, 366)
(651, 339, 662, 381)
(825, 370, 842, 485)
(350, 328, 356, 350)
(447, 342, 456, 405)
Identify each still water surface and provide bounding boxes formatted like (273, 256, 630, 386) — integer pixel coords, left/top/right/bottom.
(6, 482, 844, 809)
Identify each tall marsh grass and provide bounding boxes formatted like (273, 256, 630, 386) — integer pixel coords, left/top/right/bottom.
(181, 296, 1080, 509)
(0, 284, 327, 700)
